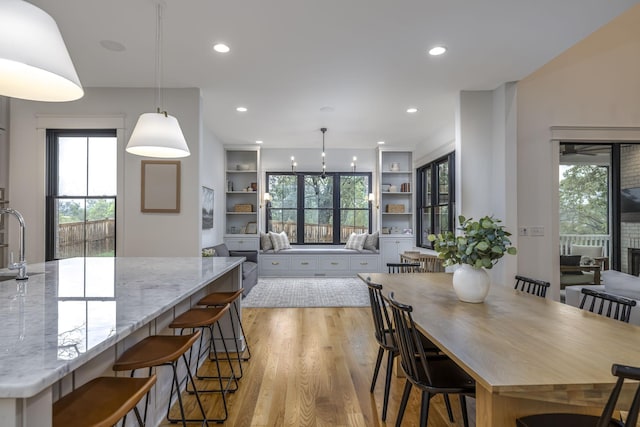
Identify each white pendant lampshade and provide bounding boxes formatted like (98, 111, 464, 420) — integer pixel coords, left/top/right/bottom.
(0, 0, 83, 102)
(126, 3, 190, 158)
(126, 111, 190, 158)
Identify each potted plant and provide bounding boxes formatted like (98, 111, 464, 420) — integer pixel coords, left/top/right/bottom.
(428, 215, 517, 303)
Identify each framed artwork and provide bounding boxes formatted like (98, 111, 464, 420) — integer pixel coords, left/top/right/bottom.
(202, 186, 214, 229)
(245, 222, 257, 234)
(141, 160, 181, 213)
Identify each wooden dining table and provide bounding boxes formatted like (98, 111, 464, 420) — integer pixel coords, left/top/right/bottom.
(358, 272, 640, 427)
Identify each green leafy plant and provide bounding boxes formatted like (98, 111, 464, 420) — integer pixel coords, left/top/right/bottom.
(428, 215, 517, 269)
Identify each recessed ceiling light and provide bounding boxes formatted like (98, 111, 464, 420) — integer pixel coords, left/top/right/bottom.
(406, 107, 418, 114)
(213, 43, 230, 53)
(255, 140, 263, 144)
(100, 40, 126, 52)
(428, 46, 447, 56)
(377, 141, 385, 145)
(236, 107, 247, 112)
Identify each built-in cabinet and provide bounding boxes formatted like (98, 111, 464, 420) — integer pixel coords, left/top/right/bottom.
(377, 149, 416, 269)
(224, 148, 260, 249)
(379, 236, 414, 269)
(378, 149, 414, 235)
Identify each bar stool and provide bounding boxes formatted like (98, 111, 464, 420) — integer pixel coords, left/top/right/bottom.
(53, 374, 156, 427)
(198, 288, 251, 366)
(112, 331, 210, 426)
(169, 305, 239, 403)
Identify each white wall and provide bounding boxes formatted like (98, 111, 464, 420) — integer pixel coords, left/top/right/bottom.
(9, 87, 203, 262)
(200, 124, 225, 248)
(454, 86, 518, 287)
(517, 4, 640, 299)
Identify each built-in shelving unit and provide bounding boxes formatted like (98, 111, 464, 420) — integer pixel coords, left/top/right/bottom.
(377, 149, 415, 269)
(224, 148, 260, 250)
(378, 149, 414, 235)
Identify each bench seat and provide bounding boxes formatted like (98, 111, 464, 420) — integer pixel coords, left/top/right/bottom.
(259, 247, 380, 277)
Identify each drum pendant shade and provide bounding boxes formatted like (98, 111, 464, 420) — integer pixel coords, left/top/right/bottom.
(0, 0, 83, 102)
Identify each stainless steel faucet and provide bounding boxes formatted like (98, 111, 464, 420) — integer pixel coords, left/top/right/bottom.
(0, 208, 27, 280)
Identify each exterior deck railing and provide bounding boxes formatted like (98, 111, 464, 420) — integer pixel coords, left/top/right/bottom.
(559, 234, 610, 257)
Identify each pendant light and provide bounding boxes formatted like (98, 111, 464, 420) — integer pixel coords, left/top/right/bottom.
(0, 0, 83, 102)
(126, 2, 190, 158)
(320, 127, 327, 177)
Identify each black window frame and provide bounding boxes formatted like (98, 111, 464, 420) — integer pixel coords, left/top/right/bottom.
(265, 171, 372, 245)
(416, 152, 455, 248)
(46, 129, 117, 261)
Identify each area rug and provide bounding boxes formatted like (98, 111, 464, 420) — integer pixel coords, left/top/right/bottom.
(242, 276, 369, 308)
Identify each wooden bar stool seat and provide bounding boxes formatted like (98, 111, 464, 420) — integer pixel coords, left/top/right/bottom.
(198, 288, 252, 363)
(113, 331, 211, 426)
(53, 375, 156, 427)
(169, 306, 237, 422)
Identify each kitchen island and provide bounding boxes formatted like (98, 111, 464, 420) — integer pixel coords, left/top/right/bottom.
(0, 256, 244, 427)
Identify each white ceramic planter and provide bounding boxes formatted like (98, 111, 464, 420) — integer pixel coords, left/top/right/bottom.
(452, 264, 490, 303)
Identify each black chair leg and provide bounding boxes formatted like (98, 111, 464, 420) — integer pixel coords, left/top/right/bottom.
(444, 394, 454, 422)
(370, 347, 384, 393)
(395, 380, 412, 427)
(381, 350, 394, 421)
(460, 395, 470, 427)
(419, 391, 431, 427)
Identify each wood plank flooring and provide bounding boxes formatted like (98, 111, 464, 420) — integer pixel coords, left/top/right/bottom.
(160, 307, 475, 426)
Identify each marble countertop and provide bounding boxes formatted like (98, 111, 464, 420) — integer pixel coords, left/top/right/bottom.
(0, 256, 243, 398)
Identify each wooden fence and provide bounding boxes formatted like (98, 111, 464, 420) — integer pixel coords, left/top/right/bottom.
(269, 221, 367, 243)
(56, 219, 115, 258)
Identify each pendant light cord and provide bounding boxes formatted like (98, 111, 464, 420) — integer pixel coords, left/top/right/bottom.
(155, 2, 163, 113)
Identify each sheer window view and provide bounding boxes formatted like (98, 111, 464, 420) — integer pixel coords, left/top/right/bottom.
(266, 172, 371, 244)
(558, 143, 611, 267)
(47, 130, 117, 260)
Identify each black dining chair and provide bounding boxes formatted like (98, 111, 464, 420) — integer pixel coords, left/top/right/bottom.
(385, 291, 475, 427)
(364, 278, 451, 422)
(516, 362, 640, 427)
(387, 262, 421, 273)
(579, 288, 636, 323)
(514, 275, 551, 298)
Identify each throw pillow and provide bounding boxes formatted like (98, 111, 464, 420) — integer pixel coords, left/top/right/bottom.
(345, 232, 367, 251)
(364, 231, 379, 251)
(269, 231, 291, 252)
(260, 232, 273, 251)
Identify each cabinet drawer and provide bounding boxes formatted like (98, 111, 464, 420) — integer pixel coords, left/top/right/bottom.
(225, 237, 259, 251)
(290, 256, 318, 270)
(261, 255, 291, 271)
(350, 256, 379, 272)
(319, 256, 349, 271)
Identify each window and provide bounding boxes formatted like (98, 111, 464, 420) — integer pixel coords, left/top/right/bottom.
(46, 129, 117, 260)
(266, 172, 372, 244)
(417, 152, 455, 248)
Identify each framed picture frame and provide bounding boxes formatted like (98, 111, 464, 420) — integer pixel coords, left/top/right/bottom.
(141, 160, 181, 213)
(245, 222, 257, 234)
(201, 186, 214, 229)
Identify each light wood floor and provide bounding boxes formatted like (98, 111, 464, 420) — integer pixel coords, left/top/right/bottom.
(160, 307, 476, 426)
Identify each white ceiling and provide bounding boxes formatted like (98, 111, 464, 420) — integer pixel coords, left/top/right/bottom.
(29, 0, 639, 151)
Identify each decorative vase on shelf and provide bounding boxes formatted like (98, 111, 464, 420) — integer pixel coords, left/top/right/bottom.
(452, 264, 490, 303)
